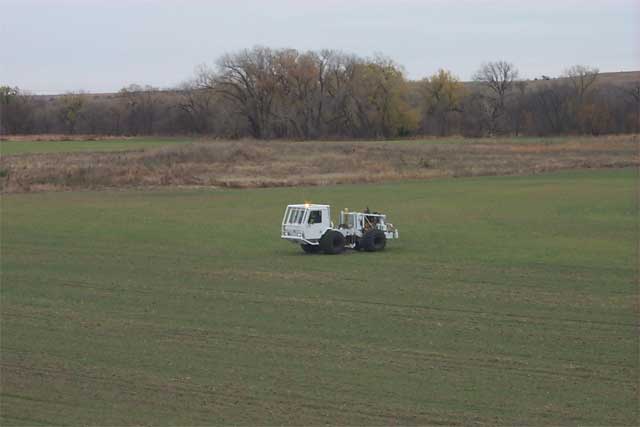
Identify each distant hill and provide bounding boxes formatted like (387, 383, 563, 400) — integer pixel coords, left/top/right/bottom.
(526, 70, 640, 88)
(31, 71, 640, 99)
(586, 70, 640, 85)
(404, 70, 639, 97)
(483, 70, 639, 87)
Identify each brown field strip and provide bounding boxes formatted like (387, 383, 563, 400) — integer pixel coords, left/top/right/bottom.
(1, 135, 637, 192)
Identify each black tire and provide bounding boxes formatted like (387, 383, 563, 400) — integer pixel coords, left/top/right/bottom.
(301, 244, 321, 254)
(360, 230, 387, 252)
(319, 230, 346, 255)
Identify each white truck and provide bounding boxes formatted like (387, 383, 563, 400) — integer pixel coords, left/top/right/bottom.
(281, 203, 399, 254)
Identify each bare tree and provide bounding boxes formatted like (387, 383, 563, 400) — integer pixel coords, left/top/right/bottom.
(118, 85, 160, 135)
(507, 80, 528, 136)
(77, 97, 111, 134)
(177, 72, 218, 134)
(269, 49, 322, 138)
(532, 82, 572, 134)
(322, 52, 362, 136)
(473, 61, 519, 134)
(563, 65, 599, 101)
(561, 65, 600, 133)
(0, 86, 35, 134)
(213, 46, 279, 138)
(621, 82, 640, 133)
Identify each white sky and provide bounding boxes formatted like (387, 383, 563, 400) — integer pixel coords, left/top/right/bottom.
(1, 0, 638, 94)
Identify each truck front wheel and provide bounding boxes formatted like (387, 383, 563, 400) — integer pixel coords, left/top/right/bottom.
(319, 230, 345, 255)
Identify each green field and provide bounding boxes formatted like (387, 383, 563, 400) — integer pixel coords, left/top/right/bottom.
(1, 169, 637, 425)
(0, 136, 579, 156)
(0, 138, 191, 155)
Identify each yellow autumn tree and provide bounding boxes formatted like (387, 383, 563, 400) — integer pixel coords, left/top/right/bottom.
(421, 69, 466, 135)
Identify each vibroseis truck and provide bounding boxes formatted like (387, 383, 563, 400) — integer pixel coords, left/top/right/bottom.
(281, 203, 399, 254)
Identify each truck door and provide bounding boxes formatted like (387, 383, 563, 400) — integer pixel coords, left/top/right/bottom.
(305, 208, 328, 240)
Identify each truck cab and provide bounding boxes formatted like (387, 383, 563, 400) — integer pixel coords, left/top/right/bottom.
(281, 204, 331, 245)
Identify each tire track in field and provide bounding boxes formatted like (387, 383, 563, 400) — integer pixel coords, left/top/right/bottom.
(15, 361, 506, 427)
(209, 288, 637, 329)
(1, 361, 472, 426)
(7, 274, 635, 329)
(3, 304, 637, 423)
(4, 275, 636, 387)
(3, 278, 637, 381)
(4, 309, 635, 388)
(153, 327, 636, 387)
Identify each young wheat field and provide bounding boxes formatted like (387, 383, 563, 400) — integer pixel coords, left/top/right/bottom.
(1, 167, 637, 425)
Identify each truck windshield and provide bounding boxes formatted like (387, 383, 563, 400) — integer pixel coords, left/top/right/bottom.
(286, 207, 306, 224)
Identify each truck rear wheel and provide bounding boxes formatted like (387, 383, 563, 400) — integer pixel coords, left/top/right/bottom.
(319, 230, 345, 254)
(361, 230, 386, 252)
(301, 244, 321, 254)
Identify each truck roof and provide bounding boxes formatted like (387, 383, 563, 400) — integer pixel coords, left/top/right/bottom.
(286, 204, 330, 208)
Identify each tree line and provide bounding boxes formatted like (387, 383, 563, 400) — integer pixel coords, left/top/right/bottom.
(2, 47, 639, 138)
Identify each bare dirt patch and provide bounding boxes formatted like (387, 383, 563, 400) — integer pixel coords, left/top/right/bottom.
(1, 136, 637, 193)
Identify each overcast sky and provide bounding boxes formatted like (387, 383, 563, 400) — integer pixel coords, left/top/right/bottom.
(2, 0, 638, 94)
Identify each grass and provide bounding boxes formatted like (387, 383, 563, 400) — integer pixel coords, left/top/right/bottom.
(0, 137, 191, 155)
(0, 135, 625, 156)
(1, 168, 637, 425)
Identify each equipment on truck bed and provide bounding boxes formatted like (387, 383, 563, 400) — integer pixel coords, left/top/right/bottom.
(281, 203, 399, 254)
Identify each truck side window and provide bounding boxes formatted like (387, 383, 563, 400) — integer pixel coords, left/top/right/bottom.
(308, 210, 322, 224)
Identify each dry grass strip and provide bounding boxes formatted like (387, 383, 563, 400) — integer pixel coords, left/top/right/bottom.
(1, 135, 637, 193)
